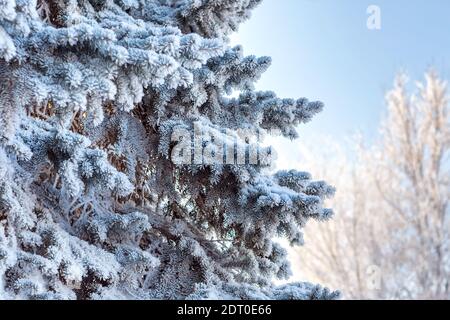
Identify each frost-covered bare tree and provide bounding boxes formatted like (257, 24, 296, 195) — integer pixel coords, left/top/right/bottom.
(293, 141, 386, 299)
(0, 0, 338, 299)
(296, 71, 450, 299)
(375, 72, 450, 299)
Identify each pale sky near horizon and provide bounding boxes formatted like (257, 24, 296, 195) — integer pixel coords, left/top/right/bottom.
(230, 0, 450, 169)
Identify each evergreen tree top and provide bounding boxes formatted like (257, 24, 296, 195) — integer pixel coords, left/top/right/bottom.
(0, 0, 338, 300)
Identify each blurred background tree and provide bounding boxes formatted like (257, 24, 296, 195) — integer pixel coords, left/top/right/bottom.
(294, 71, 450, 299)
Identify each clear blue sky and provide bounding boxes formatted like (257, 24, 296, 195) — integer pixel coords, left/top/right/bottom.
(231, 0, 450, 143)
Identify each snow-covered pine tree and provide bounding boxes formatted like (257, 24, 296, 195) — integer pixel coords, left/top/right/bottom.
(0, 0, 339, 300)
